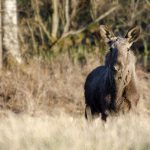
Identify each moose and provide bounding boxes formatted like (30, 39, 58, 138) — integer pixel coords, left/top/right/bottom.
(84, 25, 140, 121)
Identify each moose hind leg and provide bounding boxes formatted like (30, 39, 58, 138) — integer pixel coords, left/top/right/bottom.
(101, 112, 108, 121)
(100, 102, 109, 121)
(85, 106, 93, 121)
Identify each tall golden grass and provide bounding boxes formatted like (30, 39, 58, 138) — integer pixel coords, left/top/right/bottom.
(0, 112, 150, 150)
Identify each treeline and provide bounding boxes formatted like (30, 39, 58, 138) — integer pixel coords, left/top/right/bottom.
(17, 0, 150, 67)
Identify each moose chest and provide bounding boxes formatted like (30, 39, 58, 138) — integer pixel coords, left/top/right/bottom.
(115, 63, 133, 108)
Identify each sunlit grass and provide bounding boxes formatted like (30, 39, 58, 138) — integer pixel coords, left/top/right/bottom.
(0, 112, 149, 150)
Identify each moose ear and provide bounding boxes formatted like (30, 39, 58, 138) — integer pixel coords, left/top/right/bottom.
(125, 26, 140, 43)
(99, 25, 115, 43)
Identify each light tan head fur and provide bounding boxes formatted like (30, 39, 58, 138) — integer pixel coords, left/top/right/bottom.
(100, 25, 140, 71)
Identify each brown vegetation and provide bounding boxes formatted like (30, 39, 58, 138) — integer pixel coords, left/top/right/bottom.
(0, 53, 149, 117)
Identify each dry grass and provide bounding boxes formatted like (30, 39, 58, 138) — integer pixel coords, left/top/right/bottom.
(0, 54, 149, 149)
(0, 112, 150, 150)
(0, 54, 100, 115)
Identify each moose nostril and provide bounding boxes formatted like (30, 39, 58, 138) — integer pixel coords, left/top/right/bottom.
(118, 76, 122, 80)
(108, 41, 113, 46)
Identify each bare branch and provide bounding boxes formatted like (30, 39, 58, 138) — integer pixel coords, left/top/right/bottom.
(31, 0, 54, 42)
(51, 5, 120, 47)
(145, 0, 150, 7)
(51, 0, 59, 39)
(62, 5, 119, 38)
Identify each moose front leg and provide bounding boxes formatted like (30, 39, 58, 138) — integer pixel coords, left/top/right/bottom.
(124, 78, 140, 111)
(120, 96, 131, 113)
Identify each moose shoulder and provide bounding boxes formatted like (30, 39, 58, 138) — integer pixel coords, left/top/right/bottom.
(84, 25, 140, 121)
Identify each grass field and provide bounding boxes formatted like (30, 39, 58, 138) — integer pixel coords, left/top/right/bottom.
(0, 112, 150, 150)
(0, 55, 150, 150)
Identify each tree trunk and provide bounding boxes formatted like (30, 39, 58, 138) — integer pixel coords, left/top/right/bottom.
(51, 0, 59, 39)
(0, 0, 2, 68)
(2, 0, 22, 64)
(64, 0, 70, 34)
